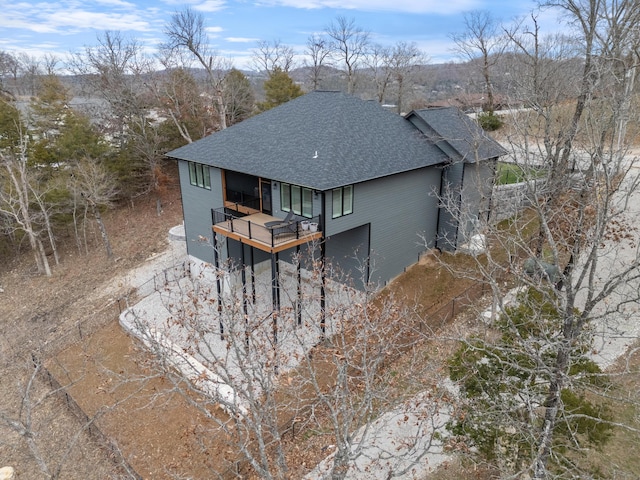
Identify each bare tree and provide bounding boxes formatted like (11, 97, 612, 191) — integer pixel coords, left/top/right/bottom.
(325, 16, 370, 95)
(42, 54, 60, 76)
(69, 158, 119, 260)
(1, 360, 117, 480)
(364, 41, 426, 112)
(163, 7, 230, 130)
(0, 112, 51, 275)
(70, 31, 151, 147)
(503, 15, 579, 110)
(364, 43, 393, 104)
(252, 39, 296, 76)
(451, 10, 507, 113)
(145, 62, 211, 145)
(0, 51, 19, 93)
(386, 41, 427, 114)
(304, 33, 332, 90)
(222, 68, 255, 125)
(505, 2, 640, 257)
(71, 31, 177, 200)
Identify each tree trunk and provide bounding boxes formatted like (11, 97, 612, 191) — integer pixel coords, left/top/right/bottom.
(39, 199, 59, 265)
(396, 75, 405, 114)
(3, 156, 52, 276)
(91, 203, 113, 259)
(483, 56, 494, 113)
(532, 347, 568, 478)
(26, 231, 51, 276)
(215, 90, 227, 130)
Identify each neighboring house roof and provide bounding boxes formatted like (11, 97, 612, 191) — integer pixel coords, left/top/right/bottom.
(166, 91, 502, 191)
(407, 107, 507, 163)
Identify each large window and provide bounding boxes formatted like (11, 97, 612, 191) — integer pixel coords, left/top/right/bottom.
(188, 162, 211, 190)
(280, 183, 313, 218)
(332, 185, 353, 218)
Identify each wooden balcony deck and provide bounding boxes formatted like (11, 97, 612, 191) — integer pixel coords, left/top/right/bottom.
(213, 212, 322, 254)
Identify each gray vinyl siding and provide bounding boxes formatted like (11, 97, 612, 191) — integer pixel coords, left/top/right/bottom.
(463, 159, 496, 218)
(437, 162, 464, 251)
(459, 160, 497, 241)
(325, 224, 370, 289)
(324, 167, 440, 286)
(178, 160, 224, 263)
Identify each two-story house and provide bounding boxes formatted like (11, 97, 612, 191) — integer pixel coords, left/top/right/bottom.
(166, 91, 505, 316)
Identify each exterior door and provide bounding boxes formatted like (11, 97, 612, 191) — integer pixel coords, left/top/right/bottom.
(261, 179, 272, 215)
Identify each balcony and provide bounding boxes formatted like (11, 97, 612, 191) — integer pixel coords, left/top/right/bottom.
(212, 207, 322, 254)
(223, 192, 261, 215)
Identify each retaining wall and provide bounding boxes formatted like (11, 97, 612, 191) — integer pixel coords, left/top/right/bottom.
(490, 179, 546, 222)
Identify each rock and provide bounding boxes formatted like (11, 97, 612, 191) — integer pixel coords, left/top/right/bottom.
(0, 466, 15, 479)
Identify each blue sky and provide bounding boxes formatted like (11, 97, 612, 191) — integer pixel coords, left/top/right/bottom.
(0, 0, 552, 69)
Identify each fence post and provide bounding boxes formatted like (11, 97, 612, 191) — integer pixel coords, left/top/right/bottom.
(451, 298, 456, 323)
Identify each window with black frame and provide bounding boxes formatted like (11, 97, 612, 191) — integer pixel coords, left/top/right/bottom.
(280, 183, 313, 218)
(332, 185, 353, 218)
(188, 162, 211, 190)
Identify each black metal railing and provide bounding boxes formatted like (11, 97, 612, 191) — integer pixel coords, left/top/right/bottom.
(224, 196, 261, 215)
(212, 207, 322, 248)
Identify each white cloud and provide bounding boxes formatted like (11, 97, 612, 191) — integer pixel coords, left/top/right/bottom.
(255, 0, 478, 15)
(94, 0, 136, 7)
(54, 11, 151, 32)
(0, 2, 153, 35)
(193, 0, 227, 12)
(225, 37, 260, 43)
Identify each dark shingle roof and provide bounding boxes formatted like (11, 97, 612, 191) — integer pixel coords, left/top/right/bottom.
(407, 107, 507, 162)
(166, 91, 450, 191)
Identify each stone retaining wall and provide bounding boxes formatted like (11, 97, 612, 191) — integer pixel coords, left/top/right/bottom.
(490, 179, 546, 222)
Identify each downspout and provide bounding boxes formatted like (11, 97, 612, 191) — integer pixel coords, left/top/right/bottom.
(435, 165, 445, 251)
(455, 162, 465, 249)
(176, 159, 191, 257)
